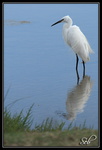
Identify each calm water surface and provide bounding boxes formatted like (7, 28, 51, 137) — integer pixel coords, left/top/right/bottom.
(4, 4, 98, 129)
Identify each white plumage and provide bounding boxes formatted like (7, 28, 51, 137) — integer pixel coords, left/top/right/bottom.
(62, 16, 94, 62)
(51, 16, 94, 79)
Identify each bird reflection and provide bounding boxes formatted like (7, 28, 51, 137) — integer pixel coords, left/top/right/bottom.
(58, 75, 93, 121)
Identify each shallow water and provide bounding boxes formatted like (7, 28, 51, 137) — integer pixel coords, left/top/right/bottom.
(4, 4, 98, 129)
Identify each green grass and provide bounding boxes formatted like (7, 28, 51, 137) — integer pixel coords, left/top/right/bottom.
(4, 104, 34, 132)
(3, 105, 99, 147)
(34, 118, 66, 131)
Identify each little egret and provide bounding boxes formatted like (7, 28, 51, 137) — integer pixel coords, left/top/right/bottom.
(51, 16, 94, 79)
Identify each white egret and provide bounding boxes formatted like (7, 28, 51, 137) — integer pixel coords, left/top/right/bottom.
(51, 16, 94, 79)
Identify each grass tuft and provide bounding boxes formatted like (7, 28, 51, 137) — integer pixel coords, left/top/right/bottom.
(4, 104, 34, 132)
(34, 118, 65, 132)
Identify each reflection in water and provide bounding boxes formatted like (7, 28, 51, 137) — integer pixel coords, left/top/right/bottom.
(57, 75, 93, 121)
(65, 75, 93, 120)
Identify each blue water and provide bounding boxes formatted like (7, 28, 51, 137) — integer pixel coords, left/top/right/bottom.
(4, 4, 98, 129)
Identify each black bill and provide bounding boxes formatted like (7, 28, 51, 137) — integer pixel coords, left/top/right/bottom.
(51, 19, 64, 27)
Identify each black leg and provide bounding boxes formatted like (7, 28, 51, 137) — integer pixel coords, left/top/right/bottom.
(76, 54, 79, 71)
(83, 61, 85, 78)
(76, 54, 79, 84)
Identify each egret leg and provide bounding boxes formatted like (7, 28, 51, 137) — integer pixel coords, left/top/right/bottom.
(83, 61, 85, 78)
(76, 54, 79, 84)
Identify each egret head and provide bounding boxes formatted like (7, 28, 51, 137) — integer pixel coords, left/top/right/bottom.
(51, 15, 72, 27)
